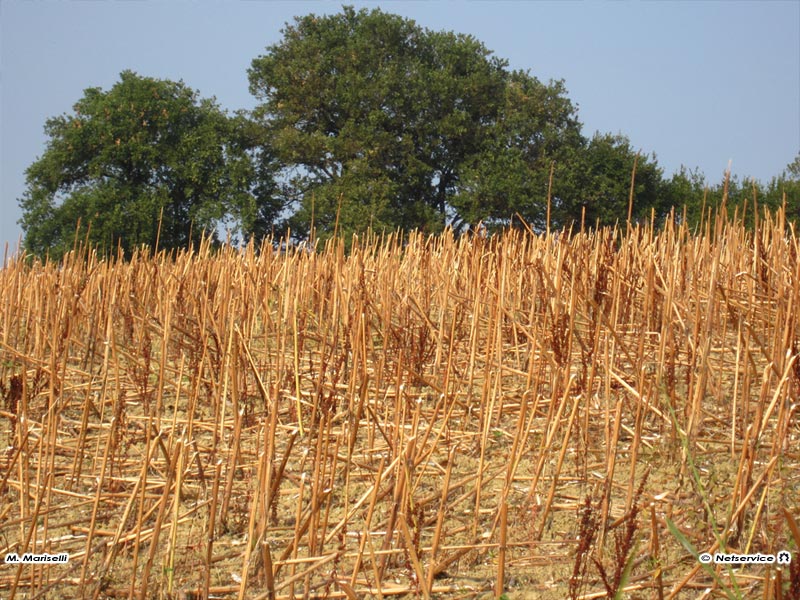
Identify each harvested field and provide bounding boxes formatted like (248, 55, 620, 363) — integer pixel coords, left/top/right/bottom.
(1, 208, 799, 599)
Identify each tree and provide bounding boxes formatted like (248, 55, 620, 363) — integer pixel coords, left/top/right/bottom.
(555, 133, 666, 229)
(248, 6, 582, 240)
(454, 71, 584, 232)
(659, 159, 800, 232)
(786, 154, 800, 181)
(663, 166, 708, 226)
(19, 70, 261, 258)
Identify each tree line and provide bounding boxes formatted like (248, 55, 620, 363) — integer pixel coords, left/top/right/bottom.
(18, 6, 800, 257)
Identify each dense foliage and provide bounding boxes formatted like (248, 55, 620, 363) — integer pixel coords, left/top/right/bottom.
(19, 71, 258, 257)
(17, 7, 800, 257)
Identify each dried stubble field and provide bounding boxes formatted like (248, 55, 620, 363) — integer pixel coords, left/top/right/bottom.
(1, 208, 799, 600)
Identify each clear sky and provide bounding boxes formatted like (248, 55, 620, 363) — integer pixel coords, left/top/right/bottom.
(2, 1, 798, 254)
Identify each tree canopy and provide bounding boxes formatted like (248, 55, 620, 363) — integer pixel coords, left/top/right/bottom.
(18, 8, 800, 258)
(19, 70, 258, 257)
(248, 6, 502, 238)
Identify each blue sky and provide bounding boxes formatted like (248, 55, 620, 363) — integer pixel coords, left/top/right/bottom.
(2, 1, 798, 254)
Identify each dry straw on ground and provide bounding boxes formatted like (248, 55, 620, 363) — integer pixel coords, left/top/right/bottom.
(1, 206, 799, 599)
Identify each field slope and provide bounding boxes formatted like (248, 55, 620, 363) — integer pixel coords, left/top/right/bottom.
(1, 210, 799, 598)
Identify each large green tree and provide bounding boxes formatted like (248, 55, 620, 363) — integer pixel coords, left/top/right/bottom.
(247, 6, 584, 240)
(19, 70, 262, 257)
